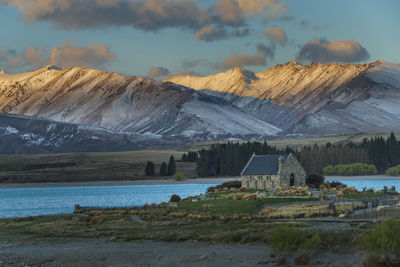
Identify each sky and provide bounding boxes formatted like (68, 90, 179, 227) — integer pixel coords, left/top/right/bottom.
(0, 0, 399, 78)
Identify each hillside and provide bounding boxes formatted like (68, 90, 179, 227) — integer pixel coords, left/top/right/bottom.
(167, 61, 400, 135)
(0, 61, 400, 153)
(0, 65, 279, 142)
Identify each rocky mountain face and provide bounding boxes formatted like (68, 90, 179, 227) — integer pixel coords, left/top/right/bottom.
(0, 61, 399, 153)
(0, 66, 279, 153)
(167, 61, 400, 135)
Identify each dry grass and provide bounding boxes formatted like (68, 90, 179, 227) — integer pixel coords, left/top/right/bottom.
(260, 203, 365, 219)
(0, 149, 195, 183)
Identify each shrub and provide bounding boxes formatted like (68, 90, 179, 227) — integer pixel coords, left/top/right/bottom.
(306, 173, 325, 188)
(323, 163, 377, 176)
(268, 225, 303, 254)
(173, 172, 186, 181)
(268, 225, 321, 265)
(170, 194, 181, 202)
(328, 181, 347, 188)
(294, 253, 310, 265)
(386, 165, 400, 176)
(362, 218, 400, 265)
(207, 180, 242, 192)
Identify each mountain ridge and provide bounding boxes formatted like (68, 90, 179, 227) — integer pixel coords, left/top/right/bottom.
(0, 60, 400, 154)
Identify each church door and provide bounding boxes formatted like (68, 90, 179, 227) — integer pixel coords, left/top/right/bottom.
(290, 174, 295, 186)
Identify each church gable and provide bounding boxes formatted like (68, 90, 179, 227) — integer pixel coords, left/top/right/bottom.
(241, 153, 306, 190)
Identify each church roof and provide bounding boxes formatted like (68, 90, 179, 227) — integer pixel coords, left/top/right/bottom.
(240, 154, 290, 175)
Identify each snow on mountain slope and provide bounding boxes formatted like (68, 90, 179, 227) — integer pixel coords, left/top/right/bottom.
(167, 61, 400, 134)
(365, 62, 400, 89)
(0, 66, 279, 141)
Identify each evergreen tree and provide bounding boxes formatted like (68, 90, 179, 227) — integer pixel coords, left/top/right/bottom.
(159, 162, 168, 176)
(181, 153, 187, 162)
(388, 132, 398, 167)
(145, 161, 155, 176)
(187, 151, 198, 162)
(168, 156, 176, 176)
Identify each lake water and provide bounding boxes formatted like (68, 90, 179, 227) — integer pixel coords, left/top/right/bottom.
(0, 184, 217, 218)
(1, 179, 400, 218)
(329, 179, 400, 191)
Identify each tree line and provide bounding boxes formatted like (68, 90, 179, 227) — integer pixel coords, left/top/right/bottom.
(145, 156, 176, 177)
(194, 133, 400, 177)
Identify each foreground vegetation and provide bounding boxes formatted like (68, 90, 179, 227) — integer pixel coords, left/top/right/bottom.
(1, 180, 399, 265)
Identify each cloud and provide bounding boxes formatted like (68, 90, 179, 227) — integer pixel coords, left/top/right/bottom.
(182, 58, 212, 69)
(296, 39, 370, 64)
(195, 25, 249, 41)
(264, 1, 289, 21)
(219, 52, 266, 69)
(0, 41, 116, 72)
(256, 43, 275, 59)
(148, 66, 171, 78)
(48, 41, 116, 68)
(0, 0, 288, 42)
(263, 27, 287, 46)
(195, 26, 228, 42)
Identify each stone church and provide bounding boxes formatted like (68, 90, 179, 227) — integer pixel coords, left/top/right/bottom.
(240, 153, 306, 190)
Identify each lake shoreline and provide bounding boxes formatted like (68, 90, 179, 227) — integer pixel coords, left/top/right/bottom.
(326, 175, 400, 181)
(0, 177, 240, 189)
(1, 175, 400, 189)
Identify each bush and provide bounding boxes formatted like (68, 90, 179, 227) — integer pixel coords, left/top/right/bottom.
(207, 180, 242, 192)
(268, 225, 321, 265)
(328, 181, 347, 188)
(323, 163, 377, 176)
(268, 225, 303, 254)
(362, 218, 400, 265)
(170, 194, 181, 202)
(306, 174, 325, 188)
(386, 165, 400, 176)
(173, 172, 186, 181)
(294, 253, 310, 265)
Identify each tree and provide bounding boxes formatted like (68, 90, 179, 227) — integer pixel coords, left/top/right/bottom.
(145, 161, 155, 176)
(168, 156, 176, 176)
(159, 162, 168, 176)
(181, 153, 187, 162)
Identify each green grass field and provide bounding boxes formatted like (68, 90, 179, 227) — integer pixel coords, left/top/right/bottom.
(177, 198, 318, 215)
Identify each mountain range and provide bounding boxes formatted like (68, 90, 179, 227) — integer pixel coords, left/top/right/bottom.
(0, 61, 399, 153)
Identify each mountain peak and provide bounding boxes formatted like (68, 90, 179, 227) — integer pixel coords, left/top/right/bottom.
(225, 66, 257, 81)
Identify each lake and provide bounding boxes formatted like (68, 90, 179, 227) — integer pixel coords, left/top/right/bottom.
(1, 178, 400, 218)
(0, 184, 217, 218)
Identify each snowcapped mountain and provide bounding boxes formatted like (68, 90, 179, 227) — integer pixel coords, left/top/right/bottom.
(1, 61, 399, 153)
(167, 61, 400, 135)
(0, 65, 279, 146)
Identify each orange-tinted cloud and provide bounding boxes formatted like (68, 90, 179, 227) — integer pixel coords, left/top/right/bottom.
(219, 52, 266, 69)
(263, 27, 287, 46)
(0, 0, 287, 41)
(148, 66, 171, 78)
(0, 41, 116, 72)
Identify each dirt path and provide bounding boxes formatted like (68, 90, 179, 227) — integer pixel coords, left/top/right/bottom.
(0, 239, 361, 266)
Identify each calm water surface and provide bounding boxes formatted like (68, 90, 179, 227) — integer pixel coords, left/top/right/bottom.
(1, 179, 400, 218)
(0, 184, 217, 218)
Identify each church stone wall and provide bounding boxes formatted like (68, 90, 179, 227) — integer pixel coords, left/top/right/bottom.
(241, 154, 306, 190)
